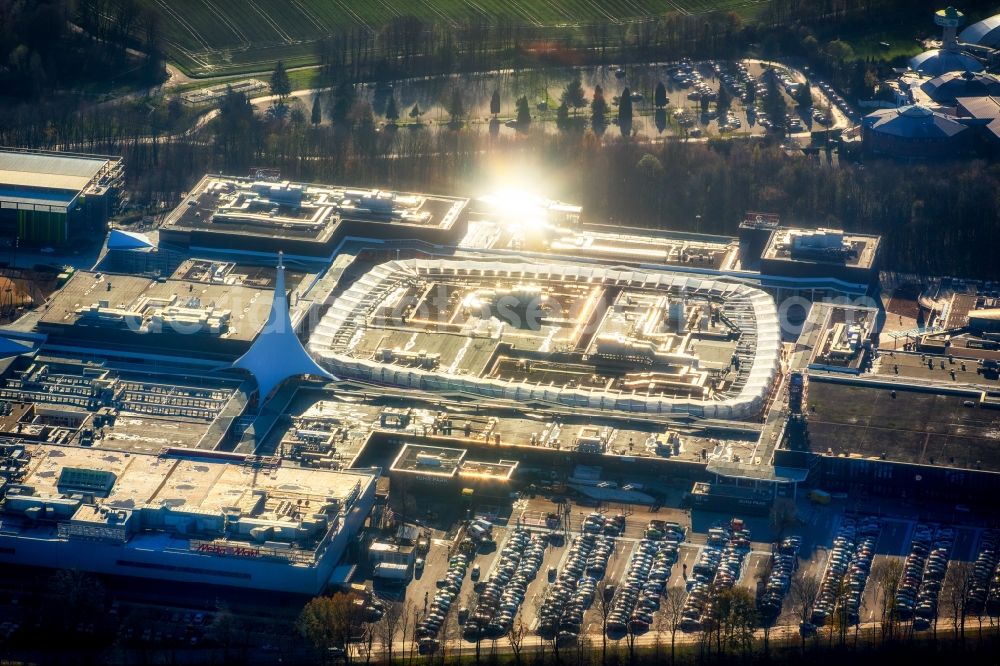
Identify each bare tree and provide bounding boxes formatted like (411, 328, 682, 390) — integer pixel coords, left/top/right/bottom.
(652, 604, 664, 663)
(594, 579, 613, 665)
(506, 617, 526, 666)
(436, 605, 450, 666)
(575, 633, 593, 666)
(832, 576, 851, 647)
(454, 603, 466, 665)
(625, 615, 640, 665)
(406, 604, 421, 666)
(376, 601, 404, 664)
(662, 586, 687, 666)
(358, 622, 376, 665)
(942, 561, 974, 647)
(853, 593, 866, 648)
(532, 587, 547, 665)
(769, 498, 798, 538)
(757, 554, 775, 656)
(788, 570, 821, 652)
(870, 558, 902, 645)
(464, 590, 482, 666)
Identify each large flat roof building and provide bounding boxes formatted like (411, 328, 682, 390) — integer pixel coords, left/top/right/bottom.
(389, 443, 518, 491)
(159, 175, 470, 259)
(36, 270, 298, 358)
(0, 443, 377, 594)
(0, 149, 124, 246)
(760, 227, 881, 285)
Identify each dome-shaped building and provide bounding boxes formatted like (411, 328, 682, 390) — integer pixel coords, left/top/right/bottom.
(909, 49, 984, 76)
(959, 13, 1000, 48)
(921, 70, 1000, 104)
(862, 104, 973, 158)
(909, 7, 985, 75)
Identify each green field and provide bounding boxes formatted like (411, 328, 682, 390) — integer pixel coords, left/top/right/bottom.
(141, 0, 770, 76)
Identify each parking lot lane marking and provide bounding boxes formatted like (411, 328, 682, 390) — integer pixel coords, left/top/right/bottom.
(827, 512, 843, 548)
(952, 527, 976, 561)
(482, 527, 513, 582)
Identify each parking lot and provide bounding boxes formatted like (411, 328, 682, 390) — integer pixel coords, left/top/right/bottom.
(373, 491, 998, 652)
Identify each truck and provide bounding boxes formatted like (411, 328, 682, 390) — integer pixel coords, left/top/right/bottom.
(373, 562, 411, 582)
(808, 489, 831, 505)
(788, 372, 804, 413)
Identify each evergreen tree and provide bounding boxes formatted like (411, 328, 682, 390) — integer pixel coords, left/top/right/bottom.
(796, 81, 813, 109)
(556, 101, 569, 128)
(448, 87, 465, 124)
(490, 89, 501, 117)
(745, 81, 756, 105)
(654, 81, 667, 109)
(331, 81, 355, 123)
(561, 74, 586, 116)
(310, 94, 322, 126)
(515, 95, 531, 125)
(409, 102, 422, 120)
(618, 87, 633, 128)
(385, 94, 399, 123)
(269, 60, 291, 100)
(591, 85, 608, 128)
(717, 84, 732, 114)
(763, 69, 787, 128)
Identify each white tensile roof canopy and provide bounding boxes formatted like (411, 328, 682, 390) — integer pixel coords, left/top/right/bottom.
(231, 253, 334, 400)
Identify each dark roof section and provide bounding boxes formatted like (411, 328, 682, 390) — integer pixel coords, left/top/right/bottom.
(922, 71, 1000, 104)
(863, 104, 969, 139)
(956, 95, 1000, 141)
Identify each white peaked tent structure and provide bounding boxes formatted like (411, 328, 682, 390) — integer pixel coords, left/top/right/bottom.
(0, 334, 34, 359)
(107, 229, 154, 250)
(231, 253, 334, 400)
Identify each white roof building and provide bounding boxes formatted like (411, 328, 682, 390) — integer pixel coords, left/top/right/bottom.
(309, 259, 780, 421)
(232, 253, 334, 400)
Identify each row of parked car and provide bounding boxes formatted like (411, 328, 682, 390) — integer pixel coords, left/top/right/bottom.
(895, 523, 935, 621)
(465, 528, 546, 641)
(607, 539, 677, 634)
(582, 511, 626, 537)
(537, 532, 615, 642)
(680, 523, 750, 631)
(911, 527, 953, 631)
(720, 61, 751, 98)
(814, 78, 860, 124)
(672, 60, 714, 101)
(758, 536, 801, 621)
(894, 524, 953, 627)
(417, 550, 472, 650)
(812, 516, 880, 627)
(967, 530, 998, 614)
(702, 526, 752, 630)
(987, 535, 1000, 615)
(607, 522, 683, 634)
